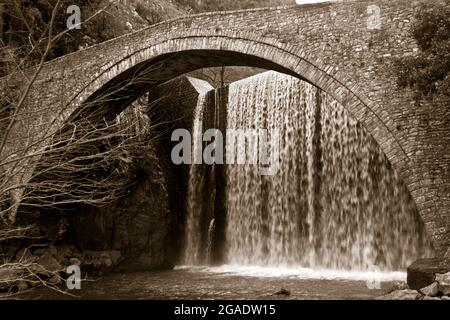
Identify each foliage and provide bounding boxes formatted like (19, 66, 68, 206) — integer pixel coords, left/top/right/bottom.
(394, 2, 450, 99)
(0, 0, 182, 76)
(21, 98, 153, 210)
(0, 0, 295, 76)
(175, 0, 294, 13)
(0, 1, 162, 222)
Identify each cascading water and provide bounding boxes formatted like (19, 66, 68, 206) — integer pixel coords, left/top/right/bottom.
(182, 92, 209, 265)
(183, 71, 432, 272)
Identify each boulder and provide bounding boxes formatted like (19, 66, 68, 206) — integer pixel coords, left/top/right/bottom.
(55, 255, 68, 266)
(57, 245, 76, 258)
(98, 252, 112, 267)
(56, 245, 77, 265)
(0, 268, 19, 290)
(35, 252, 63, 274)
(108, 251, 122, 266)
(386, 281, 409, 292)
(81, 250, 122, 272)
(419, 282, 439, 297)
(48, 275, 62, 285)
(376, 289, 419, 300)
(436, 272, 450, 296)
(407, 258, 450, 290)
(274, 288, 291, 296)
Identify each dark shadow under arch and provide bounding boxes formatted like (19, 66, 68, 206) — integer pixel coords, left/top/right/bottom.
(69, 50, 301, 121)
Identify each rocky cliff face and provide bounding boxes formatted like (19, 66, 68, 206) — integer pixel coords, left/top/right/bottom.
(73, 146, 174, 271)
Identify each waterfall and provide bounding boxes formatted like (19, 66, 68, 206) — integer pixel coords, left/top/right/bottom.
(183, 71, 432, 271)
(182, 92, 209, 265)
(206, 218, 216, 264)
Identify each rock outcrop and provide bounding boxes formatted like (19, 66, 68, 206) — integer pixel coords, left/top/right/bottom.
(436, 272, 450, 296)
(407, 258, 450, 290)
(378, 258, 450, 300)
(376, 289, 420, 300)
(73, 147, 174, 271)
(1, 245, 124, 293)
(376, 258, 450, 300)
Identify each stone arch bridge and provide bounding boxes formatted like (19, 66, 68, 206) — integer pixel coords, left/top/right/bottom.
(0, 0, 449, 256)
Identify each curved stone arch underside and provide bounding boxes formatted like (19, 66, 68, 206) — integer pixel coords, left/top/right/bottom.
(74, 34, 409, 174)
(64, 34, 431, 245)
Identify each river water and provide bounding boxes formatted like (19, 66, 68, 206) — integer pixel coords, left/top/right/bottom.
(22, 267, 403, 300)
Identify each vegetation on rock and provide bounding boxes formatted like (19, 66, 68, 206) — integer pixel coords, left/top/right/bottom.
(176, 0, 294, 13)
(394, 2, 450, 100)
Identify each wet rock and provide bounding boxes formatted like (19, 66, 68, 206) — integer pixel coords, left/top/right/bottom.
(48, 275, 62, 285)
(274, 288, 291, 296)
(420, 282, 439, 297)
(386, 281, 409, 292)
(436, 272, 450, 296)
(407, 258, 450, 290)
(376, 289, 419, 300)
(56, 246, 77, 265)
(36, 252, 62, 274)
(81, 250, 122, 271)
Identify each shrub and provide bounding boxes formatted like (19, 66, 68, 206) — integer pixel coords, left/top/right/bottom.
(394, 2, 450, 100)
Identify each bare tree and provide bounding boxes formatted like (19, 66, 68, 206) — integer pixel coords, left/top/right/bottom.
(0, 0, 134, 223)
(0, 0, 166, 296)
